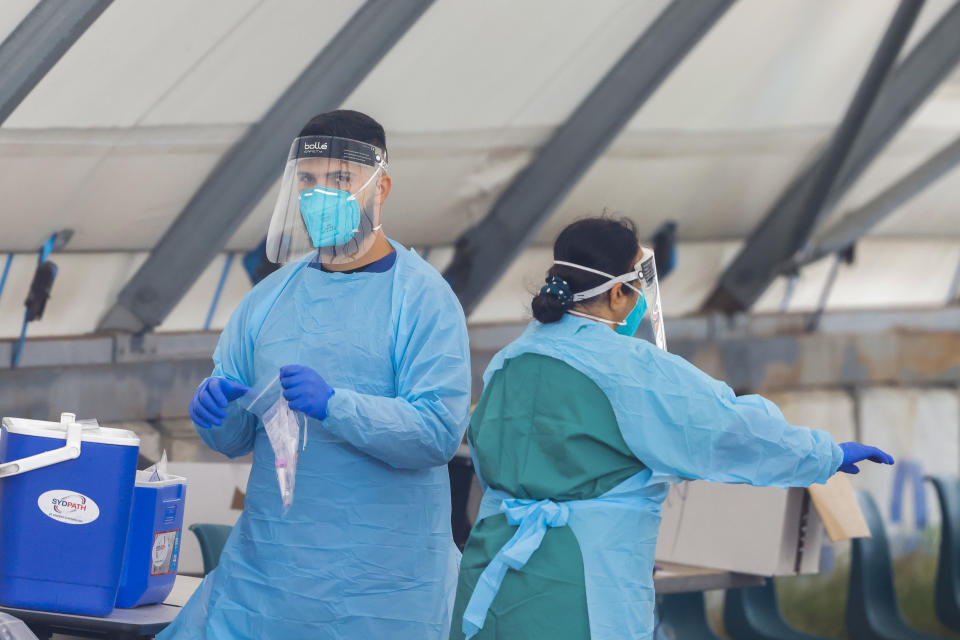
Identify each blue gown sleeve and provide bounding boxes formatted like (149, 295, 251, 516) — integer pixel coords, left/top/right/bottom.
(320, 276, 472, 470)
(621, 341, 843, 487)
(193, 293, 259, 459)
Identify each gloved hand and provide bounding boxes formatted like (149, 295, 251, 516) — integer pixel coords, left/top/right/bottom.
(190, 377, 250, 429)
(279, 365, 335, 421)
(838, 442, 895, 474)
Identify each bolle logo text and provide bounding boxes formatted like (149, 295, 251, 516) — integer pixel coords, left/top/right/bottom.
(303, 142, 328, 151)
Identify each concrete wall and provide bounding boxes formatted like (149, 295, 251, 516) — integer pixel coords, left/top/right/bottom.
(767, 387, 960, 534)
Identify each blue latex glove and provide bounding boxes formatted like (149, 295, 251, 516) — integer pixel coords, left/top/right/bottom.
(838, 442, 895, 474)
(279, 365, 335, 420)
(190, 377, 250, 429)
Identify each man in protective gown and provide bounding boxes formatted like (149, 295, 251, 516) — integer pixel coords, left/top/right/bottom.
(160, 110, 472, 640)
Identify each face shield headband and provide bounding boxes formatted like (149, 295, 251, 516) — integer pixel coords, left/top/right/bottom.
(553, 260, 643, 301)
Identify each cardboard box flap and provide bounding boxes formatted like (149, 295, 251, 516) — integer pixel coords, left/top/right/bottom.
(231, 487, 246, 511)
(655, 482, 825, 576)
(808, 474, 870, 541)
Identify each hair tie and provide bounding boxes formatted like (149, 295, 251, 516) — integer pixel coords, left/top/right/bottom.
(539, 275, 573, 309)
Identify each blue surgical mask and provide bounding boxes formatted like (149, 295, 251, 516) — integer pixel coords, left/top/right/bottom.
(616, 292, 647, 337)
(299, 164, 384, 248)
(299, 186, 362, 247)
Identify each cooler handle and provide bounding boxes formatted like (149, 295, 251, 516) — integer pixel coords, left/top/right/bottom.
(0, 412, 82, 478)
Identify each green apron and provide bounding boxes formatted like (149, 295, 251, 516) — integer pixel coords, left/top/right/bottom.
(450, 353, 646, 639)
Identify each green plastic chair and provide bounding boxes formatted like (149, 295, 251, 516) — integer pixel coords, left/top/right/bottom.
(724, 578, 832, 640)
(927, 475, 960, 632)
(658, 591, 722, 639)
(847, 491, 944, 640)
(189, 523, 234, 576)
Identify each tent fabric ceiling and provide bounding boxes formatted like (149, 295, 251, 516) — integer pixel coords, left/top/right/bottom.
(0, 0, 958, 335)
(0, 1, 36, 44)
(5, 0, 361, 128)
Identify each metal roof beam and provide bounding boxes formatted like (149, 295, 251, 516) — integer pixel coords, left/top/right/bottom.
(796, 133, 960, 267)
(0, 0, 112, 124)
(704, 0, 960, 313)
(443, 0, 735, 315)
(98, 0, 433, 333)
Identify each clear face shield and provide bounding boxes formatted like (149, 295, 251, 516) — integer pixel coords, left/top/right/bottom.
(266, 135, 388, 265)
(637, 247, 666, 351)
(555, 245, 667, 350)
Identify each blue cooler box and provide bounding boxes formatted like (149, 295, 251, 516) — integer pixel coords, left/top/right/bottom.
(115, 471, 187, 608)
(0, 413, 139, 616)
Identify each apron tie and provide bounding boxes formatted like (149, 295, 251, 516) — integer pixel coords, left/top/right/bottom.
(462, 498, 570, 639)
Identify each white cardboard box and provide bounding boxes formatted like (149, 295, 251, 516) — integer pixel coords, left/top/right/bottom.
(655, 475, 867, 576)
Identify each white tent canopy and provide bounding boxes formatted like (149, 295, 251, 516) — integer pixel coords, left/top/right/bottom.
(0, 0, 958, 337)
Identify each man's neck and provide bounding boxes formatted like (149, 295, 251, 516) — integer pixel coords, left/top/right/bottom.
(321, 232, 394, 272)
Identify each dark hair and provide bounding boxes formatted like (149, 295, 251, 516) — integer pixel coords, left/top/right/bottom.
(532, 216, 639, 323)
(299, 110, 387, 157)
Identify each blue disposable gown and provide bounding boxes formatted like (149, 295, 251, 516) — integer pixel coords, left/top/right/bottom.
(483, 314, 842, 488)
(160, 241, 472, 640)
(459, 314, 842, 639)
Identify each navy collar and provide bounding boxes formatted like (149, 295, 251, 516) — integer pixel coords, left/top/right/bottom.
(309, 249, 397, 274)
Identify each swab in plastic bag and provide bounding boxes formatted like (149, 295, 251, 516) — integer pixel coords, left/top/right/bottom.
(239, 375, 304, 512)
